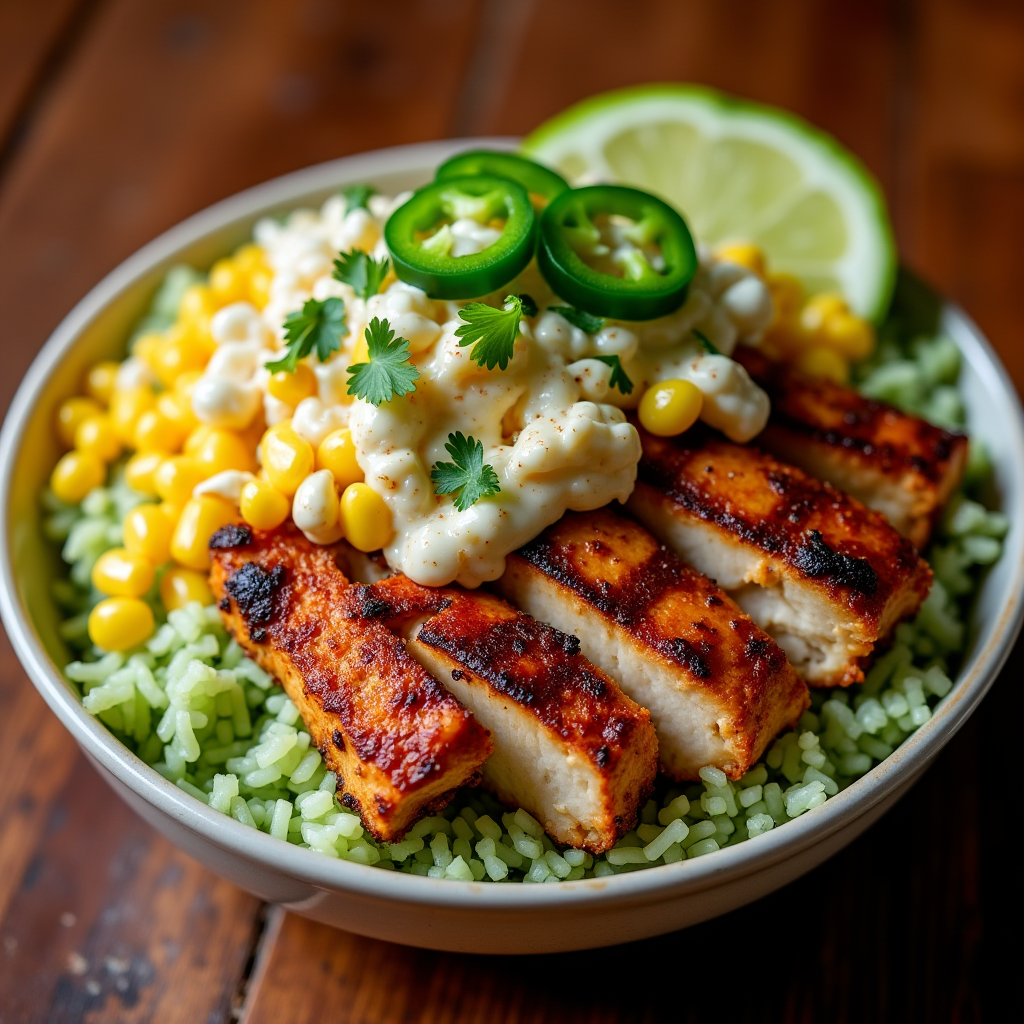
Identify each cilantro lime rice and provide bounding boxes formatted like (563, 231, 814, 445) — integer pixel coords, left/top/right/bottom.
(44, 257, 1006, 882)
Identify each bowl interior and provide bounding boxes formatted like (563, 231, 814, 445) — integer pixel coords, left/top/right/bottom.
(2, 139, 1023, 917)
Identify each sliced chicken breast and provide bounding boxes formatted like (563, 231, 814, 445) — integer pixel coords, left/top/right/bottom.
(208, 523, 492, 842)
(498, 509, 809, 780)
(344, 575, 658, 853)
(629, 425, 933, 686)
(735, 346, 967, 549)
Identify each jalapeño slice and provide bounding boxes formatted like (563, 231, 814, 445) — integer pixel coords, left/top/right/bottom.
(537, 185, 697, 320)
(436, 150, 570, 205)
(384, 175, 535, 299)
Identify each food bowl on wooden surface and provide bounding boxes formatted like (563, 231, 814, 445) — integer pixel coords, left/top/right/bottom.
(2, 140, 1022, 954)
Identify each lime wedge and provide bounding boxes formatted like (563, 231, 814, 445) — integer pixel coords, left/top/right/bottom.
(522, 84, 896, 321)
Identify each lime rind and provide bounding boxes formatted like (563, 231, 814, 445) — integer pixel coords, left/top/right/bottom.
(522, 84, 897, 322)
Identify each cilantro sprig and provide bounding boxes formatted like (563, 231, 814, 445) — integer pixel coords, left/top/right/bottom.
(266, 297, 348, 374)
(549, 305, 605, 334)
(430, 432, 501, 512)
(345, 317, 420, 407)
(593, 354, 634, 395)
(333, 251, 390, 301)
(340, 183, 376, 212)
(454, 294, 535, 371)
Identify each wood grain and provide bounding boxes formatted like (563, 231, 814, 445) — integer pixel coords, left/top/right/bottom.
(472, 0, 900, 194)
(0, 756, 263, 1023)
(898, 0, 1024, 391)
(0, 0, 89, 148)
(0, 653, 80, 925)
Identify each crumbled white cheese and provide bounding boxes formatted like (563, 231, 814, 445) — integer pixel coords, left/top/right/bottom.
(250, 190, 774, 586)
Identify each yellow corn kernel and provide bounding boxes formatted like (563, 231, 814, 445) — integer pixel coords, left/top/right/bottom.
(317, 428, 363, 489)
(160, 567, 213, 612)
(159, 501, 184, 525)
(267, 364, 318, 407)
(192, 429, 256, 478)
(340, 483, 393, 552)
(234, 243, 267, 273)
(50, 451, 105, 504)
(154, 456, 204, 505)
(152, 324, 213, 387)
(262, 424, 315, 497)
(74, 415, 122, 463)
(715, 242, 766, 277)
(171, 496, 237, 570)
(184, 423, 216, 456)
(132, 332, 164, 371)
(248, 268, 273, 309)
(56, 396, 103, 448)
(209, 258, 248, 306)
(109, 386, 156, 445)
(84, 361, 120, 405)
(795, 346, 850, 384)
(178, 284, 216, 326)
(350, 332, 369, 366)
(766, 273, 805, 327)
(134, 409, 186, 454)
(174, 368, 204, 403)
(239, 478, 290, 530)
(821, 312, 875, 362)
(123, 504, 174, 564)
(124, 451, 164, 496)
(638, 379, 704, 438)
(91, 547, 155, 598)
(157, 390, 198, 435)
(88, 597, 155, 651)
(800, 292, 849, 334)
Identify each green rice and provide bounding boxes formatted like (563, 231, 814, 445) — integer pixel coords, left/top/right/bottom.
(46, 268, 1006, 881)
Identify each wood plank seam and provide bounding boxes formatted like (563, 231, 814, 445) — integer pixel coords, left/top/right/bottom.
(0, 0, 108, 190)
(237, 906, 285, 1024)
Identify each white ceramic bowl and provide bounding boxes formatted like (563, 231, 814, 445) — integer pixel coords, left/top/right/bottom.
(2, 140, 1023, 955)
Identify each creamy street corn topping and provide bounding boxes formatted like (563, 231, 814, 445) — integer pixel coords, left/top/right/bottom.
(174, 192, 777, 587)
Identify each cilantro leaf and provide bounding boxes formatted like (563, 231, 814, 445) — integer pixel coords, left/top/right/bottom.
(454, 295, 529, 371)
(430, 432, 501, 512)
(345, 317, 419, 406)
(593, 354, 634, 395)
(333, 250, 390, 301)
(693, 328, 720, 355)
(549, 305, 605, 334)
(341, 183, 376, 211)
(266, 297, 348, 373)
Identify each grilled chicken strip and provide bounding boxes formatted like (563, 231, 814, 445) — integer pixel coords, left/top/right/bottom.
(498, 509, 809, 781)
(735, 346, 967, 548)
(343, 575, 658, 853)
(629, 425, 933, 687)
(208, 523, 492, 842)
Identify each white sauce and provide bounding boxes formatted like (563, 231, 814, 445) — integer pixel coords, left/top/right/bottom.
(292, 469, 343, 545)
(193, 470, 255, 503)
(244, 191, 774, 587)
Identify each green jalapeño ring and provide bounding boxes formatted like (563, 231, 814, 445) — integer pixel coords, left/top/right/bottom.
(537, 184, 698, 320)
(385, 175, 536, 299)
(436, 150, 570, 205)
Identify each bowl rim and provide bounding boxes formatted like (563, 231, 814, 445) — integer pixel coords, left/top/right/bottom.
(2, 139, 1024, 914)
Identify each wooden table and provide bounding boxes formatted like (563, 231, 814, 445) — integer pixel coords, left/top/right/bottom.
(1, 1, 1021, 1020)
